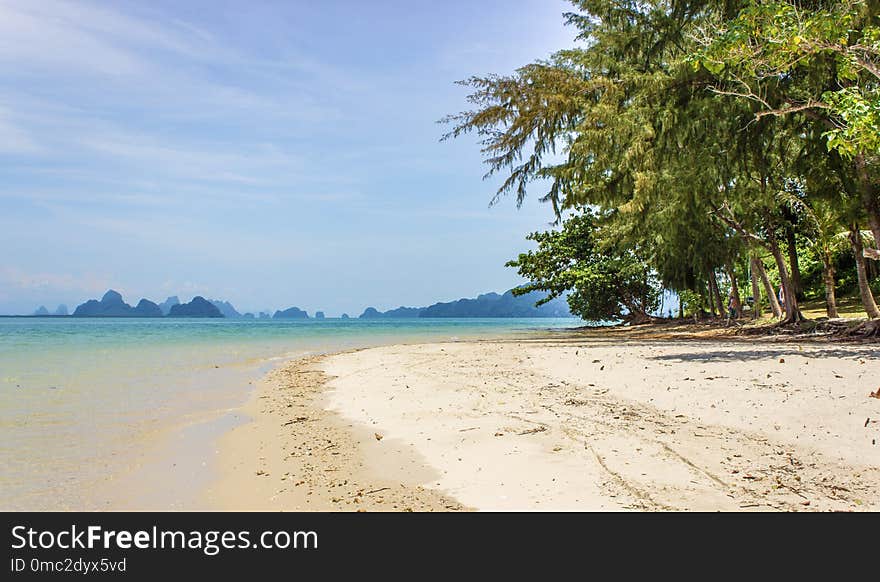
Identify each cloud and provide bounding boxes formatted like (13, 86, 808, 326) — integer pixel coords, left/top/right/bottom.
(31, 204, 311, 264)
(0, 0, 575, 314)
(0, 266, 113, 295)
(0, 0, 233, 75)
(74, 129, 307, 185)
(0, 0, 346, 171)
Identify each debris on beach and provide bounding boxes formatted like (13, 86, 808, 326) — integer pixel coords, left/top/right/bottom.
(517, 426, 547, 436)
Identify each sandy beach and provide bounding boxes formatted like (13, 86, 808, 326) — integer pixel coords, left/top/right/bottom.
(208, 331, 880, 511)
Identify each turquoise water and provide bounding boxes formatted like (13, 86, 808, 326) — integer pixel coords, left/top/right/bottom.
(0, 317, 580, 509)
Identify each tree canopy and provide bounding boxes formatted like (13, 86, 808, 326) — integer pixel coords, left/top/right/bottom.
(506, 210, 659, 323)
(444, 0, 880, 328)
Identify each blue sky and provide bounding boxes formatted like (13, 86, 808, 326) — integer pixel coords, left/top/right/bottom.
(0, 0, 577, 316)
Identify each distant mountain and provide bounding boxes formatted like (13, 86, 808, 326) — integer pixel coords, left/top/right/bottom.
(358, 307, 381, 319)
(273, 306, 309, 319)
(359, 306, 424, 318)
(386, 306, 424, 317)
(30, 304, 69, 316)
(72, 291, 221, 318)
(158, 296, 180, 315)
(420, 289, 571, 318)
(58, 286, 572, 321)
(168, 296, 223, 318)
(72, 290, 161, 317)
(133, 299, 163, 317)
(209, 299, 241, 318)
(357, 289, 573, 319)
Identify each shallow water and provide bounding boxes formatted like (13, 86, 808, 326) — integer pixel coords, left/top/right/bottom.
(0, 317, 579, 509)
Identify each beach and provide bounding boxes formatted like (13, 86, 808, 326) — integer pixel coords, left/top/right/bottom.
(0, 317, 576, 510)
(210, 330, 880, 511)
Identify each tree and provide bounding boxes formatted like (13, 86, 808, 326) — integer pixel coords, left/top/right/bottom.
(695, 0, 880, 256)
(444, 0, 879, 328)
(805, 202, 846, 318)
(444, 1, 755, 315)
(849, 225, 880, 319)
(506, 211, 659, 323)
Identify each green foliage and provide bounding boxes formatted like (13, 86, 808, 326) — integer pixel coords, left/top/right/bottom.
(444, 0, 880, 321)
(506, 211, 659, 323)
(695, 0, 880, 158)
(677, 289, 705, 317)
(823, 88, 880, 158)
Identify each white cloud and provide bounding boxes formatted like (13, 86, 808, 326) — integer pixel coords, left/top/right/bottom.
(0, 0, 345, 174)
(0, 266, 113, 294)
(0, 0, 227, 74)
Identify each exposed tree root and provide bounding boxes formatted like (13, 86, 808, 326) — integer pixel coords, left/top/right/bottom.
(847, 319, 880, 338)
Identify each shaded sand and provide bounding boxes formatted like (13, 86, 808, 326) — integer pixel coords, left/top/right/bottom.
(210, 337, 880, 511)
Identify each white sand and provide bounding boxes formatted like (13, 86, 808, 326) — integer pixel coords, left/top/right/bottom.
(319, 338, 880, 511)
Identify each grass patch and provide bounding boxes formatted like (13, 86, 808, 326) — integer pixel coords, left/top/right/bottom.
(799, 294, 867, 319)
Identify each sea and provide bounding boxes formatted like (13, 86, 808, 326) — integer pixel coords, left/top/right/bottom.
(0, 316, 580, 510)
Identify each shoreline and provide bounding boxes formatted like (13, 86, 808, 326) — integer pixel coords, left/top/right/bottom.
(2, 320, 573, 511)
(204, 349, 467, 511)
(208, 330, 880, 511)
(88, 358, 278, 511)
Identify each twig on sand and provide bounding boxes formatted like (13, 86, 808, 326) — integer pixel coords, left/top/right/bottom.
(517, 426, 547, 436)
(365, 487, 390, 495)
(776, 481, 808, 499)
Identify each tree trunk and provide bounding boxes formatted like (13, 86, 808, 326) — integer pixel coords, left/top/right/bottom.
(785, 225, 804, 299)
(753, 256, 782, 318)
(709, 269, 725, 317)
(703, 283, 715, 317)
(749, 258, 763, 319)
(850, 224, 880, 319)
(725, 262, 742, 319)
(767, 231, 804, 323)
(855, 154, 880, 260)
(622, 296, 653, 325)
(822, 248, 839, 319)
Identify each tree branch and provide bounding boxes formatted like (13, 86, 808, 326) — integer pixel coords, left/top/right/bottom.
(710, 202, 768, 248)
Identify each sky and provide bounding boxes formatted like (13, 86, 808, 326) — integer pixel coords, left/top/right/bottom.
(0, 0, 579, 316)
